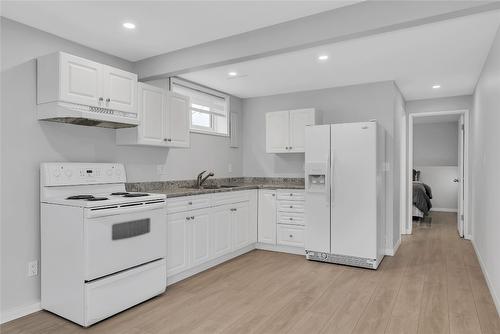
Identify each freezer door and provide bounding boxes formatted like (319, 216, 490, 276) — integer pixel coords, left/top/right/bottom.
(304, 124, 331, 253)
(331, 122, 377, 259)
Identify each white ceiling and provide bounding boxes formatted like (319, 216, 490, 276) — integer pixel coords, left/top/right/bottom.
(180, 11, 500, 100)
(0, 0, 359, 61)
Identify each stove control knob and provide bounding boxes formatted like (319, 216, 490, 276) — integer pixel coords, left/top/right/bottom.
(64, 169, 73, 177)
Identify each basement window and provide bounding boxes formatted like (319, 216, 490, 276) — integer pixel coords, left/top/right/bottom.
(170, 78, 229, 136)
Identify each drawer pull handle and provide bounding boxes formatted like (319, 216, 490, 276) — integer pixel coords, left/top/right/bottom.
(191, 216, 195, 220)
(186, 217, 191, 220)
(289, 194, 293, 196)
(290, 205, 293, 208)
(289, 234, 293, 238)
(289, 218, 293, 220)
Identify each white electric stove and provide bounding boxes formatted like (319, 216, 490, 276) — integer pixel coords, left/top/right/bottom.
(40, 162, 167, 327)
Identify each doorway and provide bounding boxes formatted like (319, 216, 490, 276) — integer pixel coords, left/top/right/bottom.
(405, 110, 469, 238)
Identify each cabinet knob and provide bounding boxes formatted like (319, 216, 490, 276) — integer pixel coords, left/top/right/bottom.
(289, 147, 292, 150)
(191, 216, 195, 220)
(164, 138, 168, 142)
(188, 201, 193, 205)
(168, 138, 172, 142)
(98, 97, 104, 101)
(290, 205, 293, 208)
(289, 218, 293, 220)
(289, 193, 293, 196)
(272, 194, 275, 197)
(106, 98, 110, 103)
(186, 217, 191, 220)
(289, 234, 293, 238)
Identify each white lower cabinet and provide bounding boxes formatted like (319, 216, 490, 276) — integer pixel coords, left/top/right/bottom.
(211, 205, 233, 258)
(258, 190, 277, 245)
(166, 191, 256, 280)
(166, 212, 190, 276)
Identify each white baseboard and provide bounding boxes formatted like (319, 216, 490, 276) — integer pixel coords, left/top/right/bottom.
(385, 237, 401, 256)
(471, 239, 500, 316)
(255, 243, 305, 256)
(167, 244, 256, 286)
(1, 302, 41, 324)
(430, 208, 458, 213)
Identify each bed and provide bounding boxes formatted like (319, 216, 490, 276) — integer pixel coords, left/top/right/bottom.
(413, 181, 433, 219)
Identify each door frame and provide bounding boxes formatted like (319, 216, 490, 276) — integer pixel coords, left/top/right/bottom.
(404, 109, 470, 239)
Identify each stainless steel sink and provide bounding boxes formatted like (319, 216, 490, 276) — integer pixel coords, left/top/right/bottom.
(186, 185, 221, 190)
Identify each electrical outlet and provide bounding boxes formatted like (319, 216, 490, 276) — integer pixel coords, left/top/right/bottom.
(228, 163, 232, 173)
(28, 260, 38, 277)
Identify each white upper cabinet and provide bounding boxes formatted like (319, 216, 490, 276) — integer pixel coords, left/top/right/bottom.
(166, 92, 190, 148)
(37, 52, 137, 114)
(266, 108, 319, 153)
(102, 65, 137, 114)
(116, 84, 190, 148)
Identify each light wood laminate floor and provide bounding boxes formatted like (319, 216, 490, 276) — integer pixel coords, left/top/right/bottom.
(2, 212, 499, 334)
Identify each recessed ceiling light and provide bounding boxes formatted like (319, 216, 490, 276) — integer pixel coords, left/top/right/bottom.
(123, 22, 136, 30)
(432, 84, 441, 89)
(318, 55, 329, 61)
(228, 71, 238, 77)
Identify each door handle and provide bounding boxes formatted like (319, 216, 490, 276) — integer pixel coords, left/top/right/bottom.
(453, 178, 459, 183)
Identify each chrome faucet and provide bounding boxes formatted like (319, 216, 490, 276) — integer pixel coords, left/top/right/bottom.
(196, 171, 215, 188)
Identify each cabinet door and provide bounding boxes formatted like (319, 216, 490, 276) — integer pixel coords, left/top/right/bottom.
(102, 65, 137, 114)
(258, 190, 277, 245)
(289, 109, 316, 152)
(60, 53, 102, 107)
(190, 211, 211, 266)
(166, 92, 190, 148)
(266, 111, 289, 153)
(166, 213, 190, 276)
(138, 83, 167, 146)
(211, 206, 232, 258)
(232, 202, 250, 250)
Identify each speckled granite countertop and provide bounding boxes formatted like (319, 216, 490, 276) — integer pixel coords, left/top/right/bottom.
(126, 177, 304, 198)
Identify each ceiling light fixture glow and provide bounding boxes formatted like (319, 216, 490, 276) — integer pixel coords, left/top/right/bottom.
(318, 55, 329, 61)
(228, 71, 238, 77)
(432, 84, 441, 89)
(123, 22, 136, 29)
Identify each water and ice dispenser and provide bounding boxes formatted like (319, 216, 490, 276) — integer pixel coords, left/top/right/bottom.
(305, 162, 328, 193)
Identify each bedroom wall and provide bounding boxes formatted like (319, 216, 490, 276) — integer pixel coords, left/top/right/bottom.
(471, 24, 500, 314)
(413, 121, 459, 211)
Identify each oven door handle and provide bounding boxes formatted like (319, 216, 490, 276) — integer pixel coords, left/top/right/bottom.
(85, 201, 165, 218)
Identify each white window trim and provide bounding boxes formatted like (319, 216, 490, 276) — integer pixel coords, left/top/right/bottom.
(170, 77, 230, 137)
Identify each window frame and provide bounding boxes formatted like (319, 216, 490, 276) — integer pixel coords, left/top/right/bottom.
(170, 77, 230, 137)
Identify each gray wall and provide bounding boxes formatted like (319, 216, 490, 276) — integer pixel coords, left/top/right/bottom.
(413, 122, 458, 166)
(241, 81, 403, 252)
(0, 18, 243, 314)
(471, 25, 500, 313)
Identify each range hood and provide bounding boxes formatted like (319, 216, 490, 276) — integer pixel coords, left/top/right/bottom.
(37, 102, 139, 129)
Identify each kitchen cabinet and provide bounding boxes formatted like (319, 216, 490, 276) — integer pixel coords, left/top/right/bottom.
(232, 202, 250, 249)
(166, 212, 190, 276)
(190, 210, 211, 266)
(37, 52, 137, 114)
(211, 205, 233, 258)
(266, 108, 318, 153)
(116, 83, 190, 148)
(258, 190, 277, 245)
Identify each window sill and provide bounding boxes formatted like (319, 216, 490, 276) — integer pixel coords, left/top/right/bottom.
(190, 129, 230, 138)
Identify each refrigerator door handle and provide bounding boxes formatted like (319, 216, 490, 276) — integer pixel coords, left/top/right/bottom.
(326, 152, 331, 204)
(330, 149, 334, 205)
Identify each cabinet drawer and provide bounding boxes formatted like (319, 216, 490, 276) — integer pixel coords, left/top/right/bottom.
(277, 225, 305, 247)
(276, 190, 304, 201)
(278, 212, 305, 226)
(277, 200, 304, 213)
(167, 195, 211, 214)
(212, 190, 251, 207)
(85, 259, 166, 326)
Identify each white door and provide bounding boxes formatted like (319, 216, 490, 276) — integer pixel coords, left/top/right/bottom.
(289, 109, 315, 152)
(138, 83, 167, 146)
(457, 115, 465, 237)
(232, 202, 250, 250)
(266, 111, 289, 153)
(331, 122, 377, 259)
(190, 210, 211, 266)
(211, 206, 233, 257)
(60, 53, 102, 107)
(257, 190, 277, 244)
(304, 124, 331, 253)
(166, 213, 190, 276)
(166, 92, 190, 147)
(102, 65, 137, 113)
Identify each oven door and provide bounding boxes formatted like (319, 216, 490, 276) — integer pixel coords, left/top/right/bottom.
(84, 203, 166, 281)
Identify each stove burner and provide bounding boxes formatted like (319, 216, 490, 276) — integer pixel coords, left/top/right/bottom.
(110, 192, 130, 196)
(87, 197, 109, 201)
(67, 195, 95, 200)
(123, 193, 149, 198)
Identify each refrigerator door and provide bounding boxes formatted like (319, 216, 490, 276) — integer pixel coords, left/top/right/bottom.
(331, 122, 377, 259)
(304, 124, 331, 253)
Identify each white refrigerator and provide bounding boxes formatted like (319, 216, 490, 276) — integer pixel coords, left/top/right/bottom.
(304, 121, 386, 269)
